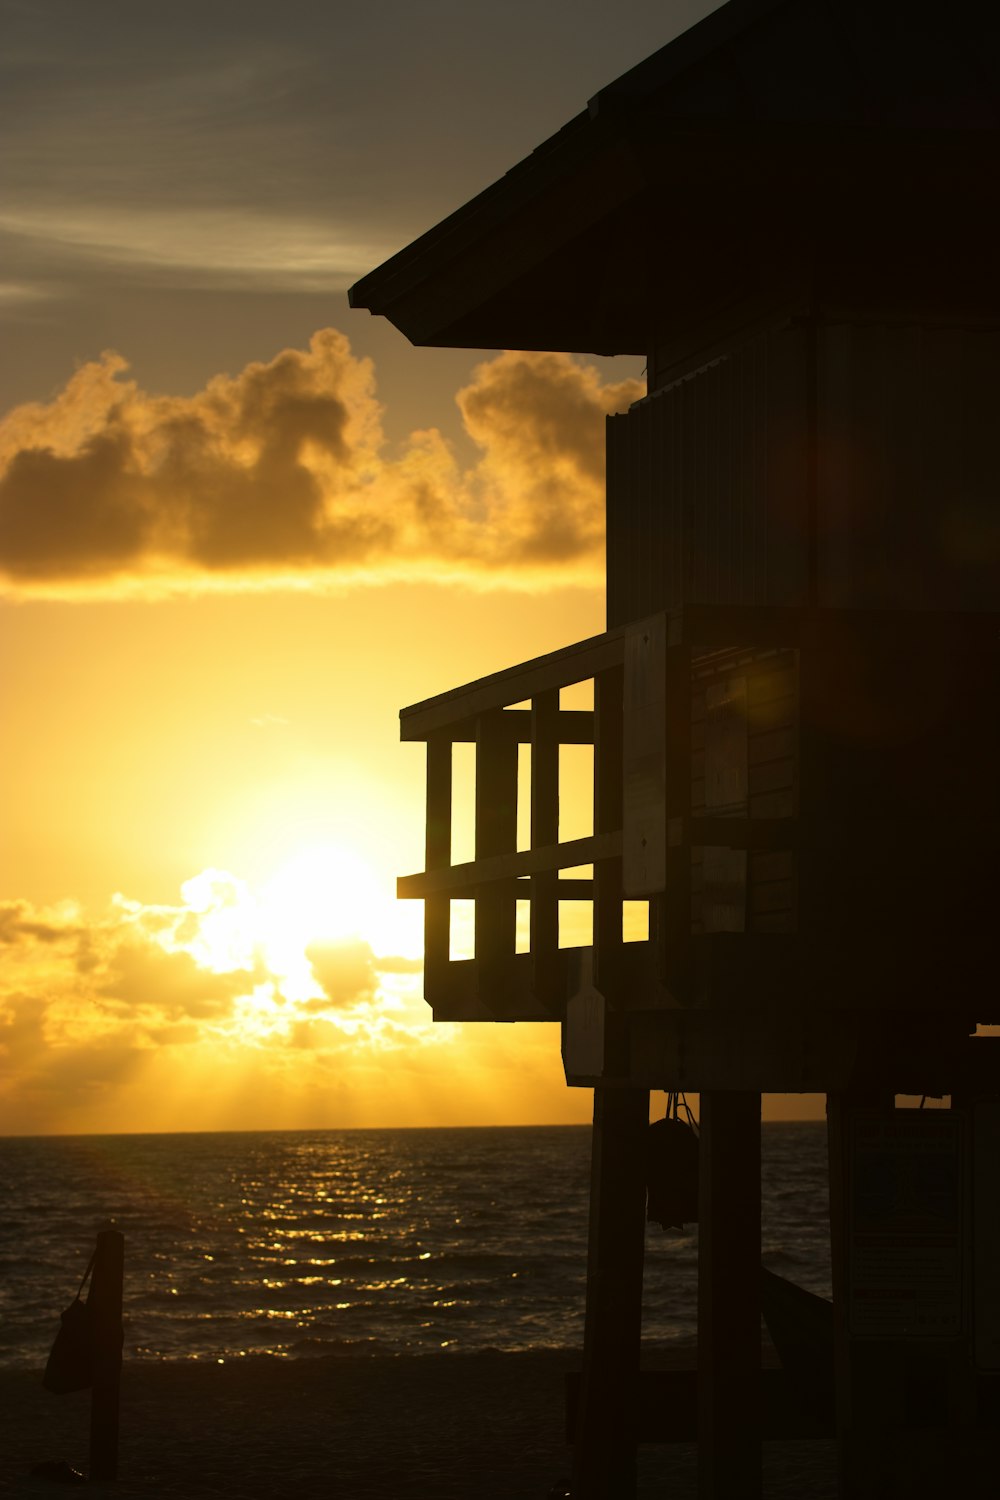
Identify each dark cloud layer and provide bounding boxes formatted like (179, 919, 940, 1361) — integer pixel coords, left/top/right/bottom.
(0, 1, 710, 297)
(0, 330, 641, 593)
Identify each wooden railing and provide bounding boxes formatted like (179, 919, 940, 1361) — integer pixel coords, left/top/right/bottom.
(398, 606, 810, 1021)
(398, 627, 635, 1020)
(400, 604, 992, 1022)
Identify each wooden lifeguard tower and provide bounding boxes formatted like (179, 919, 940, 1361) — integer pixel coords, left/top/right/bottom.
(351, 1, 1000, 1494)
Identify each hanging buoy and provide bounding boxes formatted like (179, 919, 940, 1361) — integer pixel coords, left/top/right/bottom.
(646, 1094, 699, 1230)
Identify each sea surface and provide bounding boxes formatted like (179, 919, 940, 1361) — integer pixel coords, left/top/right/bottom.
(0, 1124, 829, 1367)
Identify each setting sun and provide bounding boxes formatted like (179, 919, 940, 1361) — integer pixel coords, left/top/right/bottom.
(0, 0, 652, 1137)
(260, 845, 389, 951)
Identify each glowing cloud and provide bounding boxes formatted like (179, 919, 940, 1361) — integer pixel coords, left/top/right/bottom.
(0, 877, 594, 1134)
(0, 331, 642, 595)
(0, 872, 438, 1081)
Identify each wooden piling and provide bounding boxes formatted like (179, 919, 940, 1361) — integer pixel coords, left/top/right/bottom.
(698, 1090, 762, 1499)
(571, 1085, 649, 1500)
(88, 1227, 124, 1483)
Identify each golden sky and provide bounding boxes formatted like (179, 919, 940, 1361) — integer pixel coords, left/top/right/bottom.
(1, 0, 822, 1132)
(0, 340, 637, 1134)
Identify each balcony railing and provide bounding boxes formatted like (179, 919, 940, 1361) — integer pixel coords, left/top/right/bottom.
(400, 603, 992, 1022)
(399, 604, 807, 1021)
(398, 626, 634, 1020)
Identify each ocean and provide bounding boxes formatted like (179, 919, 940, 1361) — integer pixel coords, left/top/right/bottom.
(0, 1124, 829, 1367)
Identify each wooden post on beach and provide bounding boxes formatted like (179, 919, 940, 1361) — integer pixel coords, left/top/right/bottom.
(88, 1226, 124, 1483)
(827, 1091, 899, 1500)
(698, 1091, 761, 1499)
(572, 1085, 649, 1500)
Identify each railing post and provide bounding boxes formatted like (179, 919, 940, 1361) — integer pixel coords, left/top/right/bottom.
(530, 688, 560, 1010)
(593, 666, 624, 1019)
(663, 642, 692, 998)
(424, 735, 453, 1008)
(88, 1226, 123, 1483)
(475, 710, 517, 1008)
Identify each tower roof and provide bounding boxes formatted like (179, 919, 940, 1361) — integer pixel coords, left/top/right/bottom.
(349, 0, 1000, 353)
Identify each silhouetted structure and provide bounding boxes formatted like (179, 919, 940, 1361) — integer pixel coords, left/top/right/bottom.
(88, 1227, 124, 1482)
(351, 2, 1000, 1494)
(41, 1227, 124, 1482)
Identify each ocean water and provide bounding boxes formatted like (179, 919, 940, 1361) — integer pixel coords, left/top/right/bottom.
(0, 1124, 829, 1367)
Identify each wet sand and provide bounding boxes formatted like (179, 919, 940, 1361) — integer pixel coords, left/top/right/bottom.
(0, 1350, 836, 1499)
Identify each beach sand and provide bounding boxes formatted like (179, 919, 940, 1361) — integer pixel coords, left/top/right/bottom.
(0, 1351, 836, 1499)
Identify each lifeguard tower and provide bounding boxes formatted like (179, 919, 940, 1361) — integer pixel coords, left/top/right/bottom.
(350, 1, 1000, 1494)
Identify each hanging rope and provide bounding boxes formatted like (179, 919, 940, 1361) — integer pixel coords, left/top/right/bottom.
(663, 1090, 699, 1135)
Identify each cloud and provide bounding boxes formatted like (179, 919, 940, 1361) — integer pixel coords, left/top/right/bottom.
(0, 881, 589, 1133)
(305, 938, 379, 1009)
(99, 940, 254, 1018)
(0, 874, 451, 1132)
(0, 281, 56, 307)
(0, 899, 81, 946)
(0, 209, 386, 291)
(373, 954, 424, 975)
(0, 329, 641, 595)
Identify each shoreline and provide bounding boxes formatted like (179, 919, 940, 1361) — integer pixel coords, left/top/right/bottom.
(1, 1347, 836, 1498)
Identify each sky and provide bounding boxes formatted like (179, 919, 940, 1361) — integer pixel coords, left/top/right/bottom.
(1, 0, 823, 1134)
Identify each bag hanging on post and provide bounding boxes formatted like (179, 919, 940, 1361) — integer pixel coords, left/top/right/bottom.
(646, 1092, 700, 1230)
(42, 1251, 97, 1394)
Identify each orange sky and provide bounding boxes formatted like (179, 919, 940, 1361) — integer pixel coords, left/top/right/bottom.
(0, 341, 647, 1134)
(0, 0, 823, 1132)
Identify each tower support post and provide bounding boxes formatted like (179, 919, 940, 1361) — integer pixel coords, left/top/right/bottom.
(572, 1084, 649, 1500)
(698, 1090, 762, 1500)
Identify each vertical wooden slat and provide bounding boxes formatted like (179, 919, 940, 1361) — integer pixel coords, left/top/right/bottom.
(623, 614, 667, 896)
(530, 688, 560, 1011)
(571, 1085, 649, 1500)
(663, 642, 692, 998)
(698, 1091, 762, 1500)
(423, 736, 452, 1007)
(593, 666, 624, 1007)
(638, 401, 652, 618)
(671, 381, 683, 608)
(475, 711, 517, 1010)
(655, 388, 670, 613)
(702, 674, 748, 933)
(606, 413, 623, 629)
(755, 324, 769, 604)
(629, 405, 641, 619)
(719, 354, 733, 604)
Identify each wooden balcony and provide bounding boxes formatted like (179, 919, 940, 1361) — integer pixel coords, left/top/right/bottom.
(399, 625, 631, 1021)
(400, 605, 997, 1026)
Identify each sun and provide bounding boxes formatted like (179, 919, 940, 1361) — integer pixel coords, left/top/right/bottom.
(259, 844, 382, 952)
(257, 842, 421, 989)
(174, 842, 422, 1014)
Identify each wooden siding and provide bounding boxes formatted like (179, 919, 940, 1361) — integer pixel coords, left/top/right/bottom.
(612, 319, 1000, 630)
(690, 647, 798, 938)
(607, 327, 809, 628)
(816, 322, 1000, 612)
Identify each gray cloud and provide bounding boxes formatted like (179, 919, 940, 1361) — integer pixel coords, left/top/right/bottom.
(1, 0, 712, 297)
